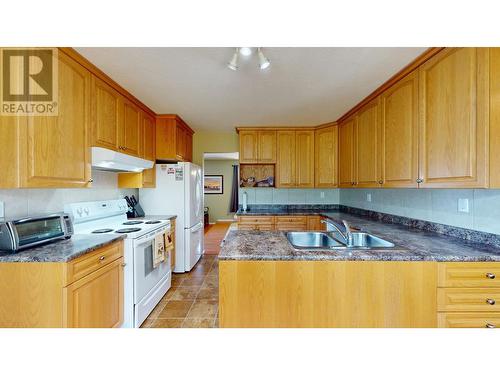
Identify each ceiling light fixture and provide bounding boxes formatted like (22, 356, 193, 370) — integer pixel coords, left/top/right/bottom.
(239, 47, 252, 56)
(227, 48, 239, 70)
(227, 47, 271, 71)
(258, 48, 271, 70)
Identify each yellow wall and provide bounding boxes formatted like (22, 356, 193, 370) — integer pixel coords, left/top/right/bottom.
(192, 130, 239, 166)
(204, 159, 237, 222)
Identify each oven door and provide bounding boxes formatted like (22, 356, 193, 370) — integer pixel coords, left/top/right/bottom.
(133, 228, 170, 304)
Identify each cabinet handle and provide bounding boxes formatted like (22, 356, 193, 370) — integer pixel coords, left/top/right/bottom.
(99, 255, 106, 261)
(486, 323, 496, 329)
(416, 178, 423, 183)
(486, 272, 496, 279)
(486, 298, 496, 305)
(121, 263, 127, 267)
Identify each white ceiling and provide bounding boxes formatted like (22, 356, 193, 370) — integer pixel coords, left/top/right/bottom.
(76, 47, 427, 132)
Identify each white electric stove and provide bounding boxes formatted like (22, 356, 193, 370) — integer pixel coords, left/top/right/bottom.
(64, 199, 171, 328)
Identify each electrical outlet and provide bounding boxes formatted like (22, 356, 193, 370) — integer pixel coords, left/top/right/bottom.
(320, 192, 325, 199)
(0, 201, 4, 218)
(458, 198, 469, 213)
(366, 193, 372, 202)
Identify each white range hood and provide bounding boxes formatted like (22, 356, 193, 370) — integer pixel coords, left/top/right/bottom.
(91, 147, 154, 172)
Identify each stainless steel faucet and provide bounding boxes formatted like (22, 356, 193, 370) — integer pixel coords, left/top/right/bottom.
(321, 218, 354, 246)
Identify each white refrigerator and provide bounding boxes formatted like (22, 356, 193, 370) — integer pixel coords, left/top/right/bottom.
(140, 162, 204, 272)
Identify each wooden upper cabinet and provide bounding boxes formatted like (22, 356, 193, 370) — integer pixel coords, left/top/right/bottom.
(121, 99, 142, 157)
(356, 98, 381, 188)
(338, 118, 356, 188)
(91, 76, 121, 151)
(141, 112, 155, 161)
(276, 130, 296, 187)
(21, 51, 91, 188)
(490, 48, 500, 188)
(380, 71, 419, 188)
(315, 125, 338, 188)
(156, 115, 194, 162)
(258, 130, 277, 163)
(296, 130, 315, 187)
(239, 129, 276, 163)
(239, 131, 259, 163)
(418, 47, 489, 188)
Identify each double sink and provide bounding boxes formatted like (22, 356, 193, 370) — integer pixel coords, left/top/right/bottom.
(286, 218, 395, 251)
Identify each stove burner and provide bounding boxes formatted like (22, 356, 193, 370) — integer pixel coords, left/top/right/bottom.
(145, 220, 161, 224)
(115, 227, 142, 233)
(92, 229, 114, 234)
(123, 221, 143, 225)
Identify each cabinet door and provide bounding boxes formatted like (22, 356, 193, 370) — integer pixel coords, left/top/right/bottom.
(142, 112, 155, 161)
(21, 51, 91, 188)
(296, 130, 315, 188)
(338, 118, 356, 188)
(356, 99, 381, 188)
(121, 99, 142, 157)
(258, 130, 277, 163)
(418, 47, 489, 188)
(381, 71, 419, 188)
(239, 130, 259, 163)
(315, 126, 338, 187)
(176, 123, 186, 160)
(185, 132, 193, 162)
(276, 131, 296, 187)
(91, 76, 121, 150)
(63, 258, 124, 328)
(141, 113, 156, 187)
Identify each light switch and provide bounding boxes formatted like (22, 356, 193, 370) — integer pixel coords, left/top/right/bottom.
(0, 201, 4, 218)
(366, 193, 372, 202)
(458, 198, 469, 213)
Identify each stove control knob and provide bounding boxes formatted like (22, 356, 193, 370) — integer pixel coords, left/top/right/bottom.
(84, 207, 90, 215)
(76, 207, 83, 216)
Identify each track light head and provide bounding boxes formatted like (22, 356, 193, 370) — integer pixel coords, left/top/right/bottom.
(258, 48, 271, 70)
(227, 48, 239, 70)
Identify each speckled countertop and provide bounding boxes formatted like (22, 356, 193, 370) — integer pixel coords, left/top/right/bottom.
(0, 234, 126, 263)
(221, 210, 500, 262)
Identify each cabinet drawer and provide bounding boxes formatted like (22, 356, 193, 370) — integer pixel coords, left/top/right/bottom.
(275, 224, 308, 231)
(437, 312, 500, 328)
(65, 241, 124, 285)
(438, 263, 500, 287)
(238, 216, 275, 225)
(437, 288, 500, 312)
(275, 216, 307, 224)
(238, 224, 274, 231)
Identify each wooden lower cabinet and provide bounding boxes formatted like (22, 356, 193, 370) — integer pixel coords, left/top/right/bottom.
(437, 313, 500, 328)
(0, 240, 124, 328)
(219, 260, 437, 328)
(64, 258, 124, 328)
(237, 215, 324, 231)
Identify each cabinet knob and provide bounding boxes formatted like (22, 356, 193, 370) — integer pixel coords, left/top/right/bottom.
(378, 180, 383, 185)
(121, 263, 127, 268)
(88, 178, 94, 183)
(487, 298, 496, 305)
(486, 272, 496, 279)
(99, 255, 106, 261)
(416, 178, 423, 183)
(486, 323, 496, 328)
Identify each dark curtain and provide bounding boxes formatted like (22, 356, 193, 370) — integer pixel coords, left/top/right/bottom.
(229, 164, 239, 212)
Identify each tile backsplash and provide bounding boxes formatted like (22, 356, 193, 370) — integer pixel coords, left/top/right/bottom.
(239, 187, 500, 235)
(340, 188, 500, 235)
(239, 188, 340, 205)
(0, 170, 137, 219)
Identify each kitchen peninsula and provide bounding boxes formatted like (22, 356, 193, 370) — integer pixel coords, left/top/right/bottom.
(218, 207, 500, 328)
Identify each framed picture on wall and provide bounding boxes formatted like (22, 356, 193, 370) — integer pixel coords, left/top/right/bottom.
(204, 175, 224, 194)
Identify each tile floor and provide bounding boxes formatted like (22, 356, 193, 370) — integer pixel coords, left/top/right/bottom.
(140, 254, 219, 328)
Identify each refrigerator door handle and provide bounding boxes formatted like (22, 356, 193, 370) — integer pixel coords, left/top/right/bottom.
(190, 222, 203, 233)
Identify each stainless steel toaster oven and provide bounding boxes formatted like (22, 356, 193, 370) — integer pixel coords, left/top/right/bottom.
(0, 214, 73, 252)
